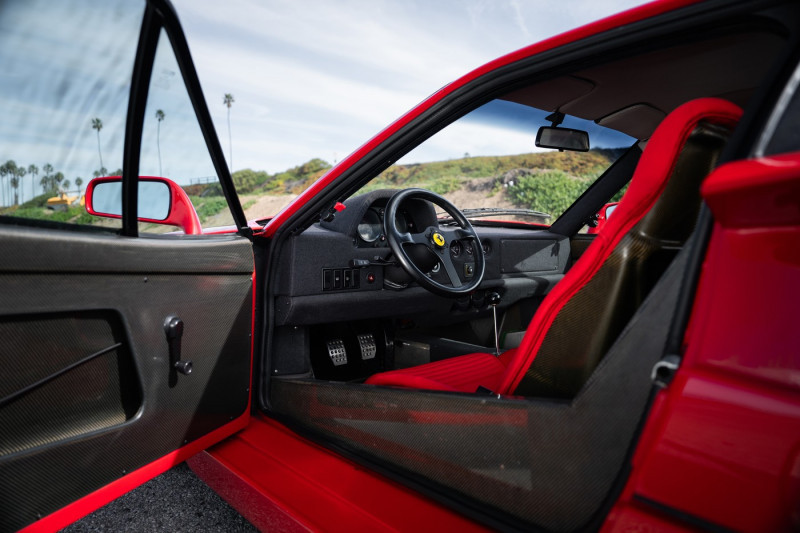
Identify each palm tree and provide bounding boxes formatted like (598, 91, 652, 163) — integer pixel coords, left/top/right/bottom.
(2, 161, 17, 207)
(91, 118, 104, 171)
(0, 162, 7, 207)
(62, 179, 71, 192)
(42, 163, 54, 193)
(223, 93, 234, 172)
(27, 164, 38, 201)
(155, 109, 165, 176)
(75, 177, 83, 196)
(13, 167, 25, 205)
(9, 176, 18, 205)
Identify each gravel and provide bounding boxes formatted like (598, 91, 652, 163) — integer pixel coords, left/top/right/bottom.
(61, 463, 257, 532)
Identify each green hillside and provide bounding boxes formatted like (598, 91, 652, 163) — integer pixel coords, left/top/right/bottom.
(362, 148, 623, 218)
(374, 149, 617, 188)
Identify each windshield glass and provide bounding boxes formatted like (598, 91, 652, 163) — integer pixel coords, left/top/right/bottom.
(354, 99, 635, 224)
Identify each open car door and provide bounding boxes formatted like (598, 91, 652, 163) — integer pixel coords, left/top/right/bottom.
(0, 1, 253, 530)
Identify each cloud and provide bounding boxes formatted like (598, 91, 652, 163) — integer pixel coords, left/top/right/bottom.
(172, 0, 646, 173)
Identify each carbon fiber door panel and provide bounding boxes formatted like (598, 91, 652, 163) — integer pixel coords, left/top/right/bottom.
(0, 227, 253, 531)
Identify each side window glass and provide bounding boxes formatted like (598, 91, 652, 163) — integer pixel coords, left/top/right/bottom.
(136, 30, 236, 234)
(0, 0, 144, 229)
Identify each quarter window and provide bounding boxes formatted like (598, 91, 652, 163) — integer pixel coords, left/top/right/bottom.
(137, 30, 236, 233)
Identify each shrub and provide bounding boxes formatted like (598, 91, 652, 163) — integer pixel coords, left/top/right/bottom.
(507, 170, 592, 219)
(189, 195, 228, 222)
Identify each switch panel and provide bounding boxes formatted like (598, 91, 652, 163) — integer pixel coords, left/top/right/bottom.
(322, 268, 361, 291)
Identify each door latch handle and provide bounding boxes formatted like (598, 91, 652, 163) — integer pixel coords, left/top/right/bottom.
(165, 316, 192, 377)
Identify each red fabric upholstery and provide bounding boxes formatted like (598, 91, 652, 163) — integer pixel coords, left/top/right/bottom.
(367, 350, 517, 393)
(366, 98, 743, 395)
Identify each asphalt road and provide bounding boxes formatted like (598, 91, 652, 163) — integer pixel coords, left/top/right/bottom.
(61, 463, 257, 532)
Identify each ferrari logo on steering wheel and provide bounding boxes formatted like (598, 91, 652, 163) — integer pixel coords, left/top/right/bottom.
(431, 232, 446, 248)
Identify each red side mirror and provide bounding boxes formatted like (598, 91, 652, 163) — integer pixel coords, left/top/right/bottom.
(587, 202, 619, 235)
(85, 176, 202, 235)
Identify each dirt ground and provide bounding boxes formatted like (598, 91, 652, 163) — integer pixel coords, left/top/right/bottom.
(242, 194, 296, 221)
(444, 177, 517, 210)
(235, 182, 519, 224)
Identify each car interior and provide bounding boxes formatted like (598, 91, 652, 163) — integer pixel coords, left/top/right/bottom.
(264, 22, 789, 391)
(256, 7, 798, 529)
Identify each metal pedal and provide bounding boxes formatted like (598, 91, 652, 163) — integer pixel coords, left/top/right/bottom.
(357, 333, 377, 360)
(326, 339, 347, 366)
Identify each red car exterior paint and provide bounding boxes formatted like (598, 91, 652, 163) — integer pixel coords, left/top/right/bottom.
(85, 175, 203, 235)
(603, 154, 800, 532)
(261, 0, 704, 238)
(189, 414, 491, 533)
(587, 202, 619, 234)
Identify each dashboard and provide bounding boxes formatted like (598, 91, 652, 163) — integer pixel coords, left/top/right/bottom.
(271, 189, 571, 327)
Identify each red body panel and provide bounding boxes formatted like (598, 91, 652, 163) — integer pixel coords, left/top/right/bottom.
(85, 175, 203, 234)
(587, 202, 619, 234)
(605, 155, 800, 531)
(192, 414, 490, 532)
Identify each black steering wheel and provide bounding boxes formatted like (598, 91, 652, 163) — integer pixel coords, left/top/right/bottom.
(384, 188, 485, 297)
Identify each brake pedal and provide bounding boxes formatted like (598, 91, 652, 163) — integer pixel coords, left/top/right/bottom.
(357, 333, 377, 360)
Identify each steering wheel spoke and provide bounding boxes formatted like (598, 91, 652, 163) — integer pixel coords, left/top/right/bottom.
(397, 230, 429, 246)
(439, 227, 469, 242)
(437, 251, 463, 288)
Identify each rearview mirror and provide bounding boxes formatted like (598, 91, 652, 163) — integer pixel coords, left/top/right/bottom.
(85, 176, 202, 234)
(535, 126, 590, 152)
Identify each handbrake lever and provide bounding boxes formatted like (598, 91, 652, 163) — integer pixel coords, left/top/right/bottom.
(488, 291, 501, 356)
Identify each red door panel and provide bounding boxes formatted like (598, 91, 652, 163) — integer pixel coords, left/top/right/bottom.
(605, 154, 800, 532)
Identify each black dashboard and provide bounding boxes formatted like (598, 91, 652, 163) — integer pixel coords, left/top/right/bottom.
(272, 189, 571, 327)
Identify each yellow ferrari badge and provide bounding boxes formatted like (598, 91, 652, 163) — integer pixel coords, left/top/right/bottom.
(432, 232, 446, 247)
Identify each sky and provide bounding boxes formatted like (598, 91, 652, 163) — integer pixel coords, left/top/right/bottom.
(0, 0, 647, 205)
(171, 0, 647, 173)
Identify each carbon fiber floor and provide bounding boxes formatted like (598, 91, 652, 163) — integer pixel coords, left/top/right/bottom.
(61, 462, 256, 532)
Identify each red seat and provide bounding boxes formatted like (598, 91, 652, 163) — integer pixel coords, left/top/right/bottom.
(366, 97, 742, 396)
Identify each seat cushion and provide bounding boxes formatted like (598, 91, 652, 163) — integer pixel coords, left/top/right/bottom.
(366, 350, 517, 393)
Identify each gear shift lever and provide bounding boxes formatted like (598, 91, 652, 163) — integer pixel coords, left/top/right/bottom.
(488, 291, 501, 356)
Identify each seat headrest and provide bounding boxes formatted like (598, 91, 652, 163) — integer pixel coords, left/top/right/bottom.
(599, 97, 743, 247)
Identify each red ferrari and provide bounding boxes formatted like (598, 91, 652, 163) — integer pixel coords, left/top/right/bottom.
(1, 0, 799, 531)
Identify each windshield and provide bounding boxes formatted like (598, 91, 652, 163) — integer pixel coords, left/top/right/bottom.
(212, 96, 636, 225)
(354, 99, 635, 224)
